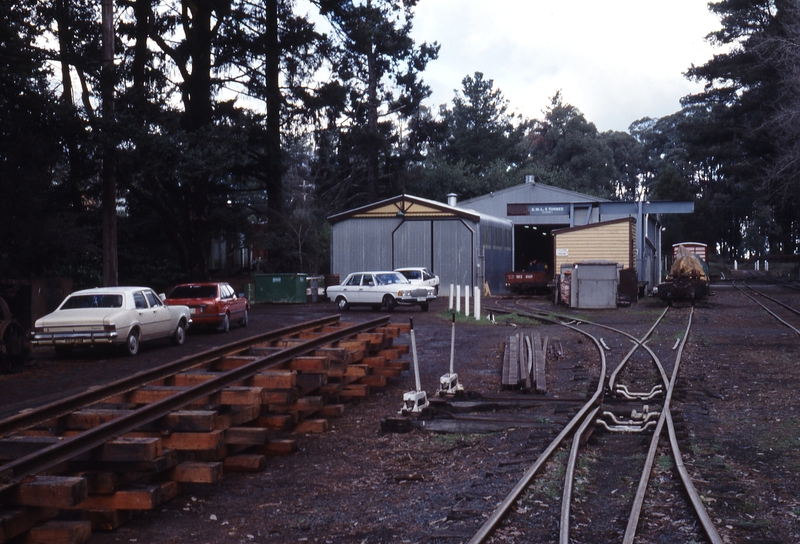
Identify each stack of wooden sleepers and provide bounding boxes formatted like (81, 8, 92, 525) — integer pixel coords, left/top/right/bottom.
(501, 330, 548, 393)
(0, 321, 410, 543)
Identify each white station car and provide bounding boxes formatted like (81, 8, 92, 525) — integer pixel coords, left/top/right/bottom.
(327, 271, 436, 312)
(30, 286, 192, 357)
(394, 267, 440, 295)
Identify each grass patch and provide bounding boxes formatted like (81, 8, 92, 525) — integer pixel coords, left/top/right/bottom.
(436, 309, 544, 326)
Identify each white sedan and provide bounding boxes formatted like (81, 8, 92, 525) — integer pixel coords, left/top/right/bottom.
(327, 271, 436, 312)
(395, 267, 440, 295)
(30, 286, 192, 357)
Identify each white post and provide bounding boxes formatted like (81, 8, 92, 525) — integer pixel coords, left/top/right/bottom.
(474, 286, 481, 321)
(464, 285, 470, 317)
(449, 284, 454, 310)
(456, 285, 461, 313)
(755, 260, 760, 271)
(765, 260, 769, 271)
(734, 260, 738, 271)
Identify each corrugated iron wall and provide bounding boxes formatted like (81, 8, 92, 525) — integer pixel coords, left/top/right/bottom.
(330, 217, 512, 296)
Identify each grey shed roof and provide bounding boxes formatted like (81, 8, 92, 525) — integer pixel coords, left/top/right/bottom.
(327, 194, 510, 228)
(459, 181, 610, 208)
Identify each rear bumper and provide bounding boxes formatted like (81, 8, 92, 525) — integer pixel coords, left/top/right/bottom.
(30, 331, 119, 346)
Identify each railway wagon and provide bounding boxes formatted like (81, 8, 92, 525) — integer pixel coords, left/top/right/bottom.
(504, 270, 552, 294)
(656, 243, 710, 304)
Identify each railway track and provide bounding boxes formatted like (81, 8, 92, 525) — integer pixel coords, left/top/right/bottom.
(470, 299, 721, 543)
(734, 279, 800, 335)
(0, 314, 410, 543)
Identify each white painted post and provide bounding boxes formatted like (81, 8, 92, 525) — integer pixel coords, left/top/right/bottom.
(456, 285, 461, 313)
(474, 286, 481, 321)
(765, 260, 769, 271)
(734, 260, 738, 271)
(464, 285, 470, 317)
(449, 284, 454, 310)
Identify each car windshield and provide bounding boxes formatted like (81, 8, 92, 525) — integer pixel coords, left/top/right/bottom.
(375, 273, 407, 285)
(61, 294, 123, 309)
(170, 285, 217, 298)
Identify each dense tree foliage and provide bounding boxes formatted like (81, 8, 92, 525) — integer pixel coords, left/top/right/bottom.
(682, 0, 798, 259)
(0, 0, 797, 288)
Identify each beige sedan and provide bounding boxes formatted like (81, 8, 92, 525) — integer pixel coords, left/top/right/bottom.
(30, 286, 192, 357)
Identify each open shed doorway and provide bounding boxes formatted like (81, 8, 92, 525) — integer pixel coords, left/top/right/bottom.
(513, 224, 559, 272)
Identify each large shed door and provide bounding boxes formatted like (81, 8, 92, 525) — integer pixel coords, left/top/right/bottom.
(391, 219, 474, 296)
(393, 221, 433, 269)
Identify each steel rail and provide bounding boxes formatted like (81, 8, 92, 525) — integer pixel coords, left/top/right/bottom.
(607, 307, 669, 392)
(489, 300, 721, 543)
(623, 306, 722, 544)
(733, 281, 800, 336)
(468, 313, 607, 544)
(741, 280, 800, 319)
(503, 299, 673, 395)
(0, 315, 390, 491)
(0, 315, 342, 438)
(559, 405, 600, 544)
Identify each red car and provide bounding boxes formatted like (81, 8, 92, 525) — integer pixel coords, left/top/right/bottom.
(166, 282, 249, 332)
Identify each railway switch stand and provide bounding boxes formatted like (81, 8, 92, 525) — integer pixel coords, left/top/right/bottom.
(402, 317, 429, 414)
(438, 312, 464, 396)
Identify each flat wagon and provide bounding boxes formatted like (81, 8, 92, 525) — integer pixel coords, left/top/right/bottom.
(656, 243, 710, 304)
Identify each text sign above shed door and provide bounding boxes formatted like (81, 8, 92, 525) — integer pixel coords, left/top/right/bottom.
(507, 203, 569, 216)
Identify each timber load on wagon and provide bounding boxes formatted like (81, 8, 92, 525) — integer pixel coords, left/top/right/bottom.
(656, 243, 710, 304)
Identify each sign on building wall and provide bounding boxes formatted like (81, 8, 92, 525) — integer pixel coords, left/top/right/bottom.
(507, 203, 570, 216)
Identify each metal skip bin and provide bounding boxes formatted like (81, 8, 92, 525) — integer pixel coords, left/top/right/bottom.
(569, 261, 619, 309)
(255, 274, 308, 303)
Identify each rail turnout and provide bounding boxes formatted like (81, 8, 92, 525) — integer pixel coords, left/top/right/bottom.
(468, 299, 721, 543)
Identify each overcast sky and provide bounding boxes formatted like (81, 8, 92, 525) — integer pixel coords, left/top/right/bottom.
(409, 0, 722, 133)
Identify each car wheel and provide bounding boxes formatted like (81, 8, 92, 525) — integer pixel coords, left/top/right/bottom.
(172, 320, 187, 346)
(124, 329, 140, 356)
(336, 297, 350, 311)
(220, 313, 230, 333)
(383, 295, 396, 312)
(420, 303, 429, 312)
(54, 345, 73, 359)
(239, 308, 249, 327)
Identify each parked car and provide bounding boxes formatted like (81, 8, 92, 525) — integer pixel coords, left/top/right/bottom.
(327, 271, 436, 312)
(394, 267, 440, 295)
(30, 286, 192, 357)
(165, 282, 249, 332)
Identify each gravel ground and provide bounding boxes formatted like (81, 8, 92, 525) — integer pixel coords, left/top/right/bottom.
(2, 282, 799, 543)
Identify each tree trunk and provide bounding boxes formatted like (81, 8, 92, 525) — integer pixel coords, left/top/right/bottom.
(101, 0, 118, 286)
(265, 0, 283, 220)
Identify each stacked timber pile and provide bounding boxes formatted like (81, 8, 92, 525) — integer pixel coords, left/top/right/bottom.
(501, 331, 548, 393)
(0, 320, 410, 544)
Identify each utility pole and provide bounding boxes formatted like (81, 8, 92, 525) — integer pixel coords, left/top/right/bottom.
(101, 0, 118, 286)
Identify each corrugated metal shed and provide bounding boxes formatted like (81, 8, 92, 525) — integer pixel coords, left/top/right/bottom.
(456, 180, 694, 294)
(553, 218, 635, 274)
(459, 180, 603, 227)
(328, 195, 512, 296)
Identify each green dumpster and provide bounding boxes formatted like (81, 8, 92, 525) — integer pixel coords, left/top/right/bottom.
(255, 274, 308, 303)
